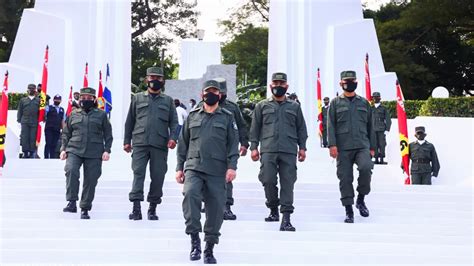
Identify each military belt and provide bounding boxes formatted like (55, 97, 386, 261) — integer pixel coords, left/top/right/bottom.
(413, 159, 430, 163)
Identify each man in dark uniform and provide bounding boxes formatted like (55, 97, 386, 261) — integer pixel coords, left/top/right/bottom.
(249, 72, 308, 231)
(407, 126, 440, 185)
(321, 97, 330, 147)
(371, 92, 391, 164)
(124, 66, 178, 221)
(197, 77, 249, 220)
(60, 87, 113, 219)
(327, 70, 375, 223)
(17, 84, 39, 158)
(72, 92, 81, 109)
(176, 79, 239, 264)
(44, 94, 65, 159)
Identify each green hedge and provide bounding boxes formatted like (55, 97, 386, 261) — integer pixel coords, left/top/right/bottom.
(7, 92, 27, 110)
(382, 97, 473, 118)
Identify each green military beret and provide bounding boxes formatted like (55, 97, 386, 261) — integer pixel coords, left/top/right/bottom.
(202, 80, 220, 92)
(27, 84, 36, 89)
(415, 126, 425, 133)
(213, 77, 227, 93)
(80, 87, 96, 96)
(341, 70, 357, 80)
(372, 92, 381, 97)
(146, 66, 164, 76)
(272, 72, 287, 82)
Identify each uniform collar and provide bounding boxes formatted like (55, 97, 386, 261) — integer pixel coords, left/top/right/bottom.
(144, 90, 163, 98)
(339, 94, 361, 99)
(269, 96, 288, 103)
(197, 105, 222, 114)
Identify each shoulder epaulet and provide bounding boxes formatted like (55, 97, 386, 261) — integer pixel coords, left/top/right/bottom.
(221, 108, 233, 116)
(225, 100, 239, 107)
(190, 106, 201, 113)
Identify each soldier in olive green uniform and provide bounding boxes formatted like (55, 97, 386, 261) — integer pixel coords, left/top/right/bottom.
(371, 92, 392, 164)
(328, 71, 375, 224)
(60, 87, 113, 219)
(407, 127, 440, 185)
(17, 84, 40, 158)
(321, 97, 330, 147)
(197, 77, 249, 220)
(124, 66, 178, 221)
(176, 80, 239, 264)
(249, 72, 308, 232)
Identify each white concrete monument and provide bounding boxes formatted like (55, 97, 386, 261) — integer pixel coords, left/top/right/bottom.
(0, 0, 131, 140)
(268, 0, 398, 133)
(432, 86, 449, 98)
(178, 39, 221, 80)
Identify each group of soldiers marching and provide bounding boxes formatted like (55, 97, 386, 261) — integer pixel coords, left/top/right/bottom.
(14, 65, 440, 264)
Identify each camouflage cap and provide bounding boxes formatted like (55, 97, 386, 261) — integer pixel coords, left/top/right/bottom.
(340, 70, 357, 80)
(80, 87, 96, 96)
(271, 72, 287, 82)
(146, 66, 164, 76)
(415, 126, 426, 133)
(202, 80, 220, 92)
(27, 84, 36, 90)
(372, 92, 381, 97)
(213, 77, 227, 93)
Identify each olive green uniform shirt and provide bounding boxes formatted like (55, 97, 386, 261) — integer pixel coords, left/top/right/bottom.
(249, 98, 308, 154)
(61, 108, 113, 158)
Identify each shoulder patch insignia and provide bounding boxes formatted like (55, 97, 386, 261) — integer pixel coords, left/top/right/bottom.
(233, 121, 238, 130)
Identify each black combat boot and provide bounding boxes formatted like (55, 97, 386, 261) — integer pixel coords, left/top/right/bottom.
(189, 233, 201, 261)
(380, 158, 387, 165)
(264, 207, 279, 222)
(223, 205, 236, 220)
(344, 205, 354, 223)
(374, 157, 380, 164)
(80, 209, 90, 219)
(203, 242, 217, 264)
(356, 195, 370, 217)
(128, 201, 142, 220)
(280, 213, 296, 231)
(147, 202, 159, 220)
(63, 201, 77, 213)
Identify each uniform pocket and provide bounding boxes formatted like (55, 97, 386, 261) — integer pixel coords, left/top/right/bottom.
(136, 102, 149, 118)
(357, 106, 368, 123)
(213, 122, 227, 140)
(189, 121, 201, 140)
(285, 109, 297, 125)
(262, 108, 276, 124)
(158, 105, 170, 122)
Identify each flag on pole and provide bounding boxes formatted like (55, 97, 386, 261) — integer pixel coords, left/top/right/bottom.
(365, 53, 372, 103)
(66, 86, 73, 116)
(0, 71, 9, 167)
(316, 68, 323, 137)
(83, 62, 89, 87)
(103, 63, 112, 114)
(97, 70, 105, 110)
(36, 45, 48, 147)
(396, 80, 411, 185)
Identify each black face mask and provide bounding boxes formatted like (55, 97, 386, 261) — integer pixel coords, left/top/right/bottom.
(28, 90, 35, 96)
(271, 86, 287, 97)
(416, 133, 426, 141)
(54, 101, 61, 106)
(374, 97, 381, 103)
(203, 92, 219, 106)
(324, 101, 329, 106)
(219, 94, 227, 104)
(342, 82, 357, 92)
(80, 100, 95, 111)
(148, 80, 163, 91)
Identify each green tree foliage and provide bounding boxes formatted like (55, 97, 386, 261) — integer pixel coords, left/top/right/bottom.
(131, 0, 198, 86)
(381, 97, 473, 118)
(365, 0, 474, 99)
(0, 0, 35, 62)
(222, 25, 268, 87)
